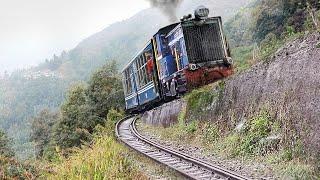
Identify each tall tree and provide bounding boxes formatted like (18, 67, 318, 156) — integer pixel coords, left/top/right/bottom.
(52, 61, 125, 152)
(0, 130, 14, 158)
(30, 109, 58, 158)
(53, 84, 92, 150)
(87, 60, 125, 118)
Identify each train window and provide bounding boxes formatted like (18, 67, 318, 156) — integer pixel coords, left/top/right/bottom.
(133, 43, 155, 89)
(124, 68, 133, 95)
(135, 58, 142, 88)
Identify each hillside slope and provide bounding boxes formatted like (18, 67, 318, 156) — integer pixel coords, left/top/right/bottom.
(215, 32, 320, 157)
(140, 32, 320, 178)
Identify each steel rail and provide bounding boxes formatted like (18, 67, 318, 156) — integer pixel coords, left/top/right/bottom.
(116, 116, 249, 180)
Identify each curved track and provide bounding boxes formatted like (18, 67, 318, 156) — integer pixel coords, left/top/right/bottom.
(116, 116, 249, 180)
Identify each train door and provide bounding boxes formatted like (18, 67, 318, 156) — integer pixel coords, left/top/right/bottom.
(170, 37, 188, 71)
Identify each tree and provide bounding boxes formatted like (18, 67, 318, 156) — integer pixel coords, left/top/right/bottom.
(53, 84, 92, 150)
(86, 60, 125, 118)
(0, 130, 14, 158)
(52, 61, 125, 153)
(253, 0, 320, 42)
(30, 109, 58, 158)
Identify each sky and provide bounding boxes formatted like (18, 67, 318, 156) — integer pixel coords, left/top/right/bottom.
(0, 0, 150, 72)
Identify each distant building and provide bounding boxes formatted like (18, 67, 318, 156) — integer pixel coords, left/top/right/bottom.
(22, 69, 61, 80)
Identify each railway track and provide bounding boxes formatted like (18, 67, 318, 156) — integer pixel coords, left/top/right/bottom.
(116, 116, 249, 180)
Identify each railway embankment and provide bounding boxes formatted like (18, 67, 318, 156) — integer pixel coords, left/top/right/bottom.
(140, 32, 320, 179)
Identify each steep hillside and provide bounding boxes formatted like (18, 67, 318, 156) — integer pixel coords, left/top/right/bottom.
(215, 32, 320, 158)
(140, 32, 320, 178)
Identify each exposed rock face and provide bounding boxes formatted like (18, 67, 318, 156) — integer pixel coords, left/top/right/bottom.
(142, 32, 320, 157)
(213, 32, 320, 157)
(141, 99, 186, 127)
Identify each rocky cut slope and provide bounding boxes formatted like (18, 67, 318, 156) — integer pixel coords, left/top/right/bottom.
(213, 32, 320, 157)
(143, 32, 320, 164)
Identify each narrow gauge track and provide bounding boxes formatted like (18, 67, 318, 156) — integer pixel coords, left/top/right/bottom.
(116, 116, 249, 180)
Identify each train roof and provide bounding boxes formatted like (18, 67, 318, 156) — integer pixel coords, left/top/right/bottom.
(121, 23, 180, 73)
(121, 40, 152, 73)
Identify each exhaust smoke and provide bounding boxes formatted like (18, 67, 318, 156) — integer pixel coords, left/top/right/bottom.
(147, 0, 183, 22)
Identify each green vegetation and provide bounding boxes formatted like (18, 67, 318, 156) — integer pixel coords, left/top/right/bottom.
(30, 109, 58, 158)
(185, 85, 218, 115)
(28, 61, 125, 160)
(46, 131, 144, 179)
(0, 130, 14, 158)
(26, 61, 144, 179)
(0, 130, 39, 179)
(224, 0, 320, 72)
(0, 156, 39, 179)
(231, 45, 254, 72)
(280, 162, 316, 180)
(0, 75, 67, 159)
(215, 112, 278, 157)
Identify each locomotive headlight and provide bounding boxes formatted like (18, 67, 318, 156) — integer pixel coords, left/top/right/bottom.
(194, 6, 209, 20)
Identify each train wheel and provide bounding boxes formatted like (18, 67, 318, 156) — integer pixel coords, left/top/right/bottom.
(170, 81, 177, 97)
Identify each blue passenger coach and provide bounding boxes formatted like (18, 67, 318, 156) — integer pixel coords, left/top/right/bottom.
(122, 41, 161, 111)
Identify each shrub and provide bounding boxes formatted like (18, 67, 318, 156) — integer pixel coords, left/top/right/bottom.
(239, 113, 271, 155)
(203, 123, 219, 144)
(185, 121, 198, 134)
(217, 133, 241, 158)
(0, 156, 39, 179)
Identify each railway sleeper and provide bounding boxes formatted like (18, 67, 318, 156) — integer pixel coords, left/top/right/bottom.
(148, 153, 165, 158)
(182, 166, 200, 173)
(145, 151, 163, 156)
(189, 170, 208, 177)
(176, 164, 193, 170)
(160, 158, 179, 163)
(164, 160, 181, 165)
(198, 173, 215, 179)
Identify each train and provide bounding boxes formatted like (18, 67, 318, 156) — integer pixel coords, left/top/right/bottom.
(121, 6, 233, 112)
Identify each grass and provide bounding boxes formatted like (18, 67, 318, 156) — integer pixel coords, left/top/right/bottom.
(42, 110, 147, 180)
(280, 161, 317, 180)
(44, 134, 145, 180)
(41, 109, 181, 180)
(231, 45, 255, 72)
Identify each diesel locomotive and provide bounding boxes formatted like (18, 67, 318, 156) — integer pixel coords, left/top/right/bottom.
(122, 6, 233, 112)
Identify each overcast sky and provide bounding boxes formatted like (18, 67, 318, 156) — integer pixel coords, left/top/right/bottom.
(0, 0, 150, 72)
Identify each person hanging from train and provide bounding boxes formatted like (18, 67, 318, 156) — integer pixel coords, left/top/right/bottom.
(146, 53, 154, 81)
